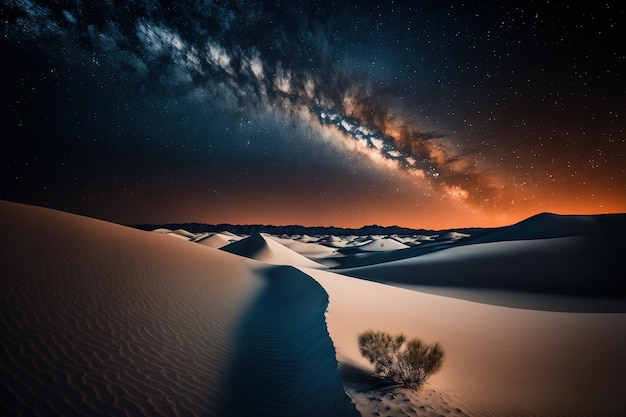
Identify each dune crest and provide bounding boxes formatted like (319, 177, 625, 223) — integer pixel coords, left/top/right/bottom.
(221, 232, 325, 268)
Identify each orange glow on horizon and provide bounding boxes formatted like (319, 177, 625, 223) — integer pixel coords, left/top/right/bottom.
(104, 185, 625, 231)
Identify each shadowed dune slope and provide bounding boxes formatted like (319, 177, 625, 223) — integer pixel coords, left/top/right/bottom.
(0, 200, 356, 417)
(341, 221, 626, 299)
(218, 265, 359, 417)
(463, 212, 626, 243)
(331, 212, 626, 270)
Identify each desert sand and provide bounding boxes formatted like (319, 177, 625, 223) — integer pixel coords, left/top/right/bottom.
(305, 267, 626, 417)
(0, 200, 356, 417)
(1, 199, 625, 416)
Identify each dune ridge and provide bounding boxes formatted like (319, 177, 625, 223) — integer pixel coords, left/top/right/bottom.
(463, 212, 622, 243)
(221, 232, 325, 268)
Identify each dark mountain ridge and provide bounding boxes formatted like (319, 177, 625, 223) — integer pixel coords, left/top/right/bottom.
(129, 222, 495, 237)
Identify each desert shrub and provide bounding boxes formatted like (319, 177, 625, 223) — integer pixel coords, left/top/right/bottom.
(358, 330, 444, 390)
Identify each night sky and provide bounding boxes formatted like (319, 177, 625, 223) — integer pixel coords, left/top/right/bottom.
(2, 1, 625, 229)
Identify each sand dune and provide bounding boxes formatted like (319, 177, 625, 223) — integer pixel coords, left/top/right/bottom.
(295, 234, 317, 243)
(282, 239, 340, 257)
(316, 235, 354, 248)
(303, 267, 626, 417)
(171, 228, 197, 239)
(352, 237, 410, 252)
(438, 231, 470, 240)
(221, 232, 325, 268)
(340, 236, 619, 295)
(150, 227, 193, 240)
(219, 230, 245, 240)
(0, 200, 356, 417)
(194, 232, 234, 248)
(150, 227, 174, 234)
(463, 212, 625, 243)
(339, 216, 625, 301)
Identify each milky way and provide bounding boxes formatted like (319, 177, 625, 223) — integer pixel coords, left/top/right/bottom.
(2, 1, 624, 228)
(130, 8, 495, 206)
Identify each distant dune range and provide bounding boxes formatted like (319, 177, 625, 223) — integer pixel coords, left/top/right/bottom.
(2, 199, 626, 417)
(342, 230, 623, 293)
(335, 213, 626, 311)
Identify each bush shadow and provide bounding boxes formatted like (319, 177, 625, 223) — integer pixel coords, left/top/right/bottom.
(338, 362, 400, 393)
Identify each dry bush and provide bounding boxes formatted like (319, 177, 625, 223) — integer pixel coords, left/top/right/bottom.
(358, 330, 444, 390)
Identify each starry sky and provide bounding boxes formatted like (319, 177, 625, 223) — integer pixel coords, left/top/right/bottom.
(2, 0, 625, 229)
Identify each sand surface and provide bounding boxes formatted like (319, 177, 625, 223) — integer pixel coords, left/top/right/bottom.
(0, 200, 356, 417)
(2, 200, 626, 417)
(303, 267, 626, 417)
